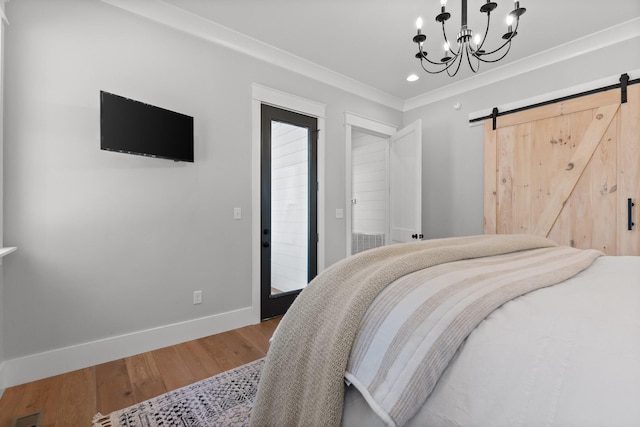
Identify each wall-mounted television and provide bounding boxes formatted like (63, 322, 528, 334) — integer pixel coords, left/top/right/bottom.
(100, 91, 194, 162)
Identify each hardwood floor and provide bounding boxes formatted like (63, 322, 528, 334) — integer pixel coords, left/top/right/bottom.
(0, 317, 281, 427)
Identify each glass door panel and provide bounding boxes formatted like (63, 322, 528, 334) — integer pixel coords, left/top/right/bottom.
(270, 121, 309, 295)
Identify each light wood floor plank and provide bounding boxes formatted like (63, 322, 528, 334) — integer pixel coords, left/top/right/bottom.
(125, 352, 167, 403)
(0, 387, 26, 427)
(200, 330, 264, 371)
(177, 338, 225, 379)
(0, 317, 280, 426)
(15, 374, 62, 427)
(32, 376, 62, 427)
(55, 368, 97, 427)
(236, 324, 272, 355)
(151, 345, 197, 391)
(95, 358, 137, 415)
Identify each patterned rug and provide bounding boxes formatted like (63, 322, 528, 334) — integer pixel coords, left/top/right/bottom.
(92, 358, 264, 427)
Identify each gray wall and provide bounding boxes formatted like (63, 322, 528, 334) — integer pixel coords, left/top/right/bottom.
(405, 37, 640, 239)
(2, 0, 400, 361)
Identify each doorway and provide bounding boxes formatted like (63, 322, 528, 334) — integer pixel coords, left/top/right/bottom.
(260, 104, 318, 319)
(345, 114, 423, 256)
(350, 129, 390, 254)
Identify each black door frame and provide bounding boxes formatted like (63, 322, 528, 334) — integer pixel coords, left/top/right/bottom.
(260, 104, 318, 319)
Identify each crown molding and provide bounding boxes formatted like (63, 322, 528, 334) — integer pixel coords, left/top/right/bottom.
(100, 0, 404, 111)
(403, 17, 640, 112)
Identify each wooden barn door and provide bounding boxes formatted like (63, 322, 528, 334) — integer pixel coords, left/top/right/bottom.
(484, 85, 640, 255)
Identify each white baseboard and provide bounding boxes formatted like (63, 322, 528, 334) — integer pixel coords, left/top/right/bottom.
(0, 306, 259, 389)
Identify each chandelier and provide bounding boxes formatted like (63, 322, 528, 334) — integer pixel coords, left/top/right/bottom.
(412, 0, 526, 77)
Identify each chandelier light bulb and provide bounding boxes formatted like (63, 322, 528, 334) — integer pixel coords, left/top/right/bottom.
(473, 33, 482, 46)
(506, 14, 514, 26)
(440, 0, 447, 6)
(416, 17, 423, 30)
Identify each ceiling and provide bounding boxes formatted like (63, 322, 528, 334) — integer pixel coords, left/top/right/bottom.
(151, 0, 640, 103)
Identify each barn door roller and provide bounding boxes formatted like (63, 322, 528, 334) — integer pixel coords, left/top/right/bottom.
(620, 73, 629, 104)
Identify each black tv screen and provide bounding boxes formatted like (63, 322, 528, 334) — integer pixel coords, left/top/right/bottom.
(100, 91, 194, 162)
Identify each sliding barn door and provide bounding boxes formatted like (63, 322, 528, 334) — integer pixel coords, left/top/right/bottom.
(484, 85, 640, 255)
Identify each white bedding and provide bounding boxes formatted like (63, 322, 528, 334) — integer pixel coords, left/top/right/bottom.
(342, 256, 640, 427)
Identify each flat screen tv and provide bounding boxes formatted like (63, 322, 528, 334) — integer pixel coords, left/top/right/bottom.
(100, 91, 194, 162)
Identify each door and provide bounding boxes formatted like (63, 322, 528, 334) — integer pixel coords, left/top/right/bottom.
(390, 120, 423, 244)
(260, 104, 318, 319)
(484, 85, 640, 255)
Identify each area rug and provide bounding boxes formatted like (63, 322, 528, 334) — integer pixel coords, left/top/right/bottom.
(92, 358, 264, 427)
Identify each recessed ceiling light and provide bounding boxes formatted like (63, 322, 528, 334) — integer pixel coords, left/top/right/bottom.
(406, 74, 419, 82)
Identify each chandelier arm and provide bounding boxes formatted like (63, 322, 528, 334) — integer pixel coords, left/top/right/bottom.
(446, 53, 464, 77)
(479, 16, 521, 57)
(440, 21, 456, 59)
(421, 54, 454, 66)
(420, 47, 464, 73)
(476, 40, 513, 63)
(419, 57, 460, 74)
(419, 26, 462, 67)
(419, 46, 464, 74)
(417, 44, 448, 67)
(475, 11, 492, 53)
(465, 44, 479, 73)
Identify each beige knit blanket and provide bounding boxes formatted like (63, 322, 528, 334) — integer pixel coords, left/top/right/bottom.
(249, 234, 589, 427)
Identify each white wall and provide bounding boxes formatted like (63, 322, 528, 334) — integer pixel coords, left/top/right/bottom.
(1, 0, 401, 386)
(404, 37, 640, 239)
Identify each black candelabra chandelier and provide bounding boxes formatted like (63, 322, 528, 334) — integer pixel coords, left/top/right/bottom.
(412, 0, 526, 77)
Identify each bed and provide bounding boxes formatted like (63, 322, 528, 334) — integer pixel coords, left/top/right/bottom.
(249, 235, 640, 427)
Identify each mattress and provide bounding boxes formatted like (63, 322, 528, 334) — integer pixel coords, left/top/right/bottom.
(342, 256, 640, 426)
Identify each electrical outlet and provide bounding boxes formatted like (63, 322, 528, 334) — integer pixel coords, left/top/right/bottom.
(233, 207, 242, 220)
(193, 290, 203, 304)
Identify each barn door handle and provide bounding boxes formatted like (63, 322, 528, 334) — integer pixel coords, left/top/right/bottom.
(628, 198, 635, 231)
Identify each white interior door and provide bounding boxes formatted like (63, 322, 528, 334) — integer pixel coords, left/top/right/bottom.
(390, 119, 422, 244)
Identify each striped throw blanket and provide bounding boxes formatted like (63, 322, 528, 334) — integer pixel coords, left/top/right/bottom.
(345, 245, 603, 426)
(250, 235, 602, 427)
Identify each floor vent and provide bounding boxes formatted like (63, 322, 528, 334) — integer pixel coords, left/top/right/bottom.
(10, 411, 44, 427)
